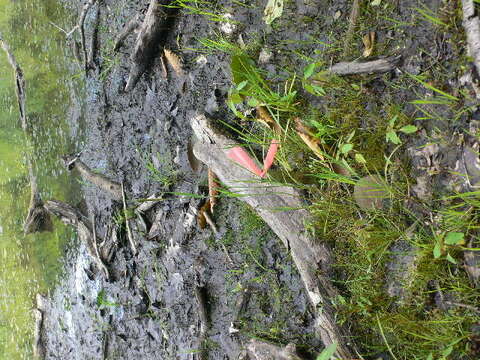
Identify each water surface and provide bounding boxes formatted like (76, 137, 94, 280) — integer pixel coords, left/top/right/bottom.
(0, 0, 84, 358)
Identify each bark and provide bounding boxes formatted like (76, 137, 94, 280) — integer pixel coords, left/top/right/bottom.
(124, 0, 178, 92)
(462, 0, 480, 76)
(63, 155, 122, 200)
(329, 55, 402, 75)
(190, 114, 356, 359)
(0, 32, 52, 234)
(246, 340, 306, 360)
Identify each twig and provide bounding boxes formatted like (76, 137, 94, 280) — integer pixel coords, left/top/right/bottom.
(49, 21, 69, 35)
(343, 0, 362, 57)
(92, 213, 110, 280)
(122, 182, 138, 255)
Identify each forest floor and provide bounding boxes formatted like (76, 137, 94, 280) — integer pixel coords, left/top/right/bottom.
(38, 0, 480, 359)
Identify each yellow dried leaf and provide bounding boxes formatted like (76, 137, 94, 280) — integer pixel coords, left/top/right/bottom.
(256, 106, 282, 136)
(163, 48, 184, 77)
(197, 199, 211, 230)
(208, 169, 219, 214)
(294, 117, 325, 160)
(362, 31, 376, 58)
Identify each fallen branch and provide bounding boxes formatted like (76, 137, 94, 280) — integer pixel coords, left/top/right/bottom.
(124, 0, 179, 92)
(190, 114, 356, 359)
(113, 13, 142, 52)
(44, 200, 109, 279)
(0, 32, 52, 234)
(63, 154, 122, 201)
(343, 0, 362, 57)
(122, 182, 138, 255)
(328, 55, 402, 75)
(462, 0, 480, 76)
(247, 340, 306, 360)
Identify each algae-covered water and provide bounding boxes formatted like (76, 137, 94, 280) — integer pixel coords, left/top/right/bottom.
(0, 0, 83, 358)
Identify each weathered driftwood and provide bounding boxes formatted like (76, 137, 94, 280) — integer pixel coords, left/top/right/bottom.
(246, 340, 306, 360)
(462, 0, 480, 76)
(63, 155, 122, 200)
(124, 0, 178, 92)
(191, 114, 356, 359)
(44, 200, 109, 279)
(0, 32, 53, 234)
(329, 55, 401, 75)
(113, 13, 142, 52)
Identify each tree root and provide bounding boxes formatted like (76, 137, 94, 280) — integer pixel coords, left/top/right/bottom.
(113, 13, 142, 52)
(124, 0, 178, 92)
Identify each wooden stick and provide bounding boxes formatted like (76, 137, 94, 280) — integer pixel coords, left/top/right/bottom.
(328, 55, 401, 75)
(121, 182, 138, 255)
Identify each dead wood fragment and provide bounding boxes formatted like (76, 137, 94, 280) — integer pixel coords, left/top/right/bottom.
(194, 285, 209, 360)
(208, 169, 219, 213)
(63, 155, 122, 200)
(0, 32, 52, 234)
(113, 13, 142, 52)
(190, 114, 356, 359)
(125, 0, 178, 92)
(44, 200, 109, 278)
(328, 55, 402, 75)
(121, 182, 138, 255)
(343, 0, 361, 57)
(246, 340, 306, 360)
(462, 0, 480, 76)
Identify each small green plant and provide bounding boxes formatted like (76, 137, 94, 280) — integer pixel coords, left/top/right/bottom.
(316, 342, 337, 360)
(96, 289, 119, 308)
(385, 115, 418, 145)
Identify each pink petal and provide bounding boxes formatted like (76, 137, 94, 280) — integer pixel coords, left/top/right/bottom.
(227, 146, 263, 177)
(260, 139, 279, 177)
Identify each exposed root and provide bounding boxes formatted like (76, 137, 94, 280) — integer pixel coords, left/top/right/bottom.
(113, 13, 142, 52)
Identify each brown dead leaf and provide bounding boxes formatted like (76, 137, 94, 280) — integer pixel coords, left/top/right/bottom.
(256, 106, 282, 136)
(362, 31, 376, 58)
(294, 117, 325, 160)
(197, 199, 211, 230)
(164, 49, 184, 77)
(208, 169, 219, 214)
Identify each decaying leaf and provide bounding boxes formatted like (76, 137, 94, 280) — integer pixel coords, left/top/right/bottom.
(208, 169, 219, 214)
(164, 48, 184, 77)
(294, 117, 325, 161)
(256, 106, 282, 135)
(197, 199, 211, 229)
(263, 0, 284, 25)
(362, 31, 376, 58)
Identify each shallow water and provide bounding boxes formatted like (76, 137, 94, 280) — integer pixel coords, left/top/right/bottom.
(0, 0, 84, 358)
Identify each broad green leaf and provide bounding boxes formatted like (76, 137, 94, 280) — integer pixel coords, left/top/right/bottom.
(386, 131, 401, 145)
(316, 342, 337, 360)
(304, 63, 316, 79)
(355, 153, 367, 164)
(433, 242, 442, 259)
(444, 232, 465, 245)
(446, 253, 457, 264)
(340, 143, 353, 155)
(399, 125, 418, 134)
(263, 0, 284, 25)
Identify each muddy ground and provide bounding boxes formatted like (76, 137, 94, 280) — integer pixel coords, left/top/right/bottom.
(38, 0, 480, 359)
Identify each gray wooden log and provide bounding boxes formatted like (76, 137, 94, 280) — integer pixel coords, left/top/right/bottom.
(190, 114, 356, 359)
(462, 0, 480, 76)
(329, 55, 401, 75)
(247, 340, 305, 360)
(124, 0, 178, 92)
